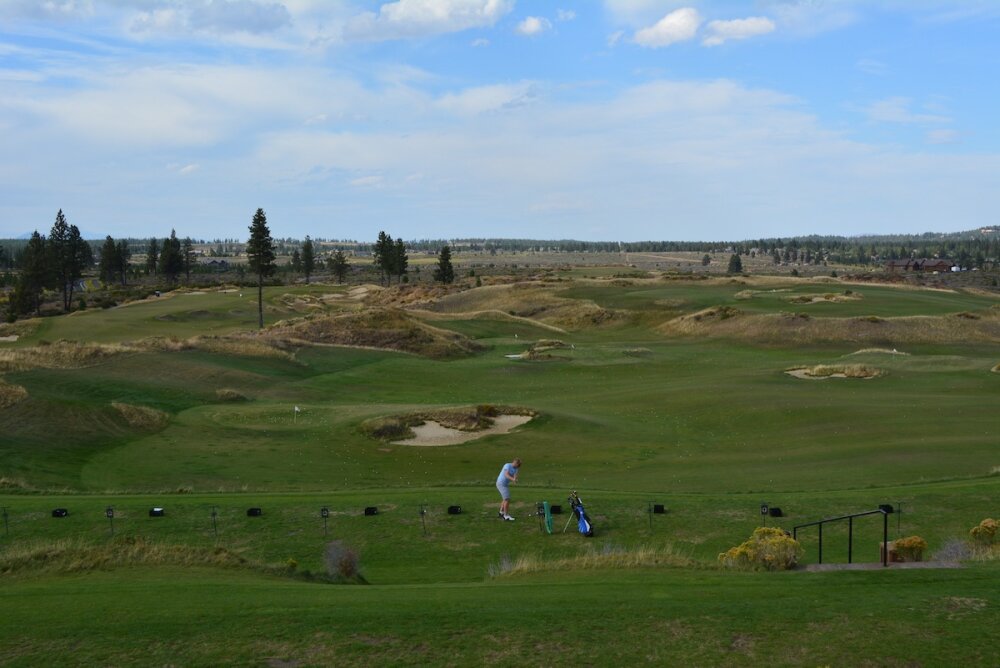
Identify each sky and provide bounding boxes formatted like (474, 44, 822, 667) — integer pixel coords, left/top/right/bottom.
(1, 1, 999, 242)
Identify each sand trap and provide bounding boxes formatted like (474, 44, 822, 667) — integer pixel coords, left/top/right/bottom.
(786, 368, 880, 380)
(847, 348, 910, 356)
(0, 335, 18, 343)
(394, 414, 533, 446)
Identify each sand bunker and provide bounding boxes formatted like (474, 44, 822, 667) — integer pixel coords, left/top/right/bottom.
(786, 364, 883, 380)
(0, 335, 18, 343)
(394, 414, 533, 446)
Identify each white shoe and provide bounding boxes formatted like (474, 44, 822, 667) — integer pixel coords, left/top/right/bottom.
(503, 514, 515, 521)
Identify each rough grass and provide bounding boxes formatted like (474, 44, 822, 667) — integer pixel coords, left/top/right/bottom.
(359, 405, 536, 441)
(214, 388, 249, 402)
(266, 308, 484, 359)
(0, 536, 283, 578)
(661, 308, 1000, 344)
(426, 282, 618, 330)
(488, 544, 693, 578)
(0, 379, 29, 408)
(111, 402, 170, 430)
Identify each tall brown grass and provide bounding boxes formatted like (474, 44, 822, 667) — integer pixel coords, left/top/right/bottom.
(0, 536, 285, 578)
(488, 544, 693, 578)
(0, 380, 28, 408)
(111, 402, 169, 430)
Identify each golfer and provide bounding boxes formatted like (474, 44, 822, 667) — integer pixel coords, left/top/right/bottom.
(496, 458, 521, 521)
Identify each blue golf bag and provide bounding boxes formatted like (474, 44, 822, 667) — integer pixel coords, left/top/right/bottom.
(568, 491, 594, 537)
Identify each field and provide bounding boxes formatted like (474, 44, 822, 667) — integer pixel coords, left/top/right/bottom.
(2, 270, 999, 666)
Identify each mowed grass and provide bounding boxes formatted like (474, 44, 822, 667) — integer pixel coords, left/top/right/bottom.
(2, 276, 1000, 665)
(3, 564, 1000, 667)
(12, 284, 346, 346)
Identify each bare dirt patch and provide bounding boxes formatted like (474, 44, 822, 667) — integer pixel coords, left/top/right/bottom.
(394, 414, 533, 446)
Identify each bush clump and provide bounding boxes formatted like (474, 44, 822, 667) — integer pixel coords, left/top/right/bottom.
(719, 527, 803, 571)
(214, 389, 249, 402)
(324, 540, 364, 582)
(970, 518, 998, 546)
(893, 536, 928, 562)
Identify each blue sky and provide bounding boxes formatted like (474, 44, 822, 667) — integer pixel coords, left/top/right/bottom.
(1, 0, 999, 242)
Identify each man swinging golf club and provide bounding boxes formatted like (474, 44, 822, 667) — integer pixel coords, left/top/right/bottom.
(496, 458, 521, 521)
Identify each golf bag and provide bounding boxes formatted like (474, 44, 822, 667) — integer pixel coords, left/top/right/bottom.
(568, 491, 594, 537)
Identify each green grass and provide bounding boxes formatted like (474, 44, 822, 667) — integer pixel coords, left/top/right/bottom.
(2, 276, 999, 665)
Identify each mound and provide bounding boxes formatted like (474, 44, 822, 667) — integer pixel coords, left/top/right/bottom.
(267, 308, 483, 359)
(111, 402, 169, 430)
(0, 379, 28, 408)
(0, 341, 131, 372)
(660, 308, 1000, 345)
(425, 283, 618, 330)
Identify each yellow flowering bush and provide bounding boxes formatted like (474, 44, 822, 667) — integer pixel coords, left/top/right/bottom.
(893, 536, 927, 562)
(718, 527, 803, 571)
(970, 518, 998, 546)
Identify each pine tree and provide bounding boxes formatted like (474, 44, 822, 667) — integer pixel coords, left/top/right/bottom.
(99, 236, 119, 284)
(115, 240, 131, 286)
(158, 229, 183, 282)
(301, 236, 315, 284)
(16, 231, 49, 315)
(329, 250, 349, 284)
(183, 237, 194, 282)
(433, 245, 455, 284)
(373, 231, 392, 285)
(146, 238, 160, 275)
(393, 238, 408, 283)
(727, 253, 743, 275)
(48, 211, 88, 311)
(290, 249, 302, 273)
(246, 208, 276, 329)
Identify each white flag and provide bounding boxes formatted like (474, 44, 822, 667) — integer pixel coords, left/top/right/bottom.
(294, 406, 301, 413)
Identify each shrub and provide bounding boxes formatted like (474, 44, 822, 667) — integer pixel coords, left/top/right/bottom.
(893, 536, 927, 562)
(933, 539, 972, 562)
(718, 527, 802, 571)
(214, 388, 249, 402)
(324, 540, 361, 581)
(970, 519, 998, 546)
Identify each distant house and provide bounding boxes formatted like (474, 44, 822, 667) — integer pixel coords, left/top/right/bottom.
(884, 258, 952, 273)
(204, 259, 230, 272)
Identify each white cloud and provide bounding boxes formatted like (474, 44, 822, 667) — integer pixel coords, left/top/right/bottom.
(178, 163, 200, 175)
(556, 9, 575, 22)
(603, 0, 678, 26)
(866, 97, 950, 125)
(607, 30, 625, 47)
(127, 1, 291, 36)
(516, 16, 551, 36)
(343, 0, 514, 42)
(436, 82, 538, 115)
(760, 0, 858, 37)
(350, 175, 384, 187)
(633, 7, 700, 48)
(702, 16, 775, 46)
(471, 37, 490, 46)
(927, 129, 960, 144)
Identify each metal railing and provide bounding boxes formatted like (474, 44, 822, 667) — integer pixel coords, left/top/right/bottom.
(793, 508, 891, 567)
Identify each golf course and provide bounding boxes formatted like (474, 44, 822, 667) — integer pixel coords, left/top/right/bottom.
(2, 272, 999, 666)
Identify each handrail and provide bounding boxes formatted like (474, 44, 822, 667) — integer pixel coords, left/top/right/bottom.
(793, 508, 890, 567)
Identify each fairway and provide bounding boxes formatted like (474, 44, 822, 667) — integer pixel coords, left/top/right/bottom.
(2, 276, 999, 665)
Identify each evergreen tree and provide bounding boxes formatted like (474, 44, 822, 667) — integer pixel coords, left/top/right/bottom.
(373, 231, 393, 285)
(701, 254, 711, 266)
(393, 238, 408, 283)
(329, 250, 349, 284)
(183, 237, 194, 282)
(158, 229, 183, 282)
(16, 231, 49, 315)
(115, 240, 131, 286)
(48, 211, 88, 311)
(433, 245, 455, 284)
(301, 236, 315, 284)
(146, 238, 160, 275)
(246, 208, 276, 329)
(99, 236, 119, 284)
(726, 253, 743, 275)
(290, 249, 302, 273)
